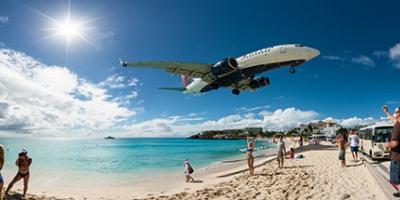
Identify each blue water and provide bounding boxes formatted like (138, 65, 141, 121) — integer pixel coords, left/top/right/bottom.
(0, 138, 273, 177)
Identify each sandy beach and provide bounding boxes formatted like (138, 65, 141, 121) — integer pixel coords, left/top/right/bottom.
(132, 142, 386, 200)
(1, 140, 388, 200)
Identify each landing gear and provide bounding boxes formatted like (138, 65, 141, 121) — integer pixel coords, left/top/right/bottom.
(210, 84, 219, 90)
(289, 67, 296, 74)
(232, 89, 240, 95)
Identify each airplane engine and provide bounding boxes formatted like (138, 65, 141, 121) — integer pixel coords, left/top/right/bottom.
(211, 57, 238, 77)
(249, 77, 270, 89)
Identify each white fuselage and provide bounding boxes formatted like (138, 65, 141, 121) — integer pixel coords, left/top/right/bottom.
(184, 44, 320, 94)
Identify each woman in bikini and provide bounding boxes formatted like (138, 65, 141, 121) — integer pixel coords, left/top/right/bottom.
(5, 149, 32, 197)
(247, 136, 256, 175)
(0, 145, 5, 200)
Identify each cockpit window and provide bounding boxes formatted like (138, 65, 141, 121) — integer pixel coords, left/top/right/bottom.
(294, 44, 304, 47)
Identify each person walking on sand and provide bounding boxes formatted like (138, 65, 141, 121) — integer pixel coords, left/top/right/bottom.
(337, 133, 347, 167)
(0, 145, 5, 200)
(349, 130, 360, 161)
(382, 105, 400, 197)
(299, 135, 304, 149)
(246, 136, 256, 175)
(276, 136, 286, 169)
(5, 149, 32, 197)
(184, 159, 194, 183)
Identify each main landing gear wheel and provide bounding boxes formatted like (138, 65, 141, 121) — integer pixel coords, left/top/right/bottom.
(289, 67, 296, 74)
(232, 89, 240, 95)
(211, 84, 219, 90)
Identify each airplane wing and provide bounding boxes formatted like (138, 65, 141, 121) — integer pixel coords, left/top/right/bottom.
(121, 60, 212, 78)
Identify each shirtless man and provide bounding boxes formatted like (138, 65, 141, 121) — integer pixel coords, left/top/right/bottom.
(5, 149, 32, 197)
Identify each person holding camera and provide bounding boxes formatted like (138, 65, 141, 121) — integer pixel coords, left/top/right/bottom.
(382, 105, 400, 197)
(0, 144, 5, 200)
(5, 149, 32, 197)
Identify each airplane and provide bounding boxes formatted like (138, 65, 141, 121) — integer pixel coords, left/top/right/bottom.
(120, 44, 320, 95)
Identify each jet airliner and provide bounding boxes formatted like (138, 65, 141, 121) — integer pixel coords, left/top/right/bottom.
(121, 44, 319, 95)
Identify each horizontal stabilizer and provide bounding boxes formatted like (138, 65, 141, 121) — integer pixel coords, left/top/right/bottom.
(158, 87, 187, 92)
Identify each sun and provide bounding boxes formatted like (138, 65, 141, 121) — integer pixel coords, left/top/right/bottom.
(26, 0, 97, 62)
(56, 19, 81, 40)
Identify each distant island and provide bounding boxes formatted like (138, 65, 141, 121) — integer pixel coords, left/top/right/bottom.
(104, 136, 116, 139)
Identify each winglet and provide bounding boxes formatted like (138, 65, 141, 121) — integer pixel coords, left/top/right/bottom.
(119, 58, 128, 67)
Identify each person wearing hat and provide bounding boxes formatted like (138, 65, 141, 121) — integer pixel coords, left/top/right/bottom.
(383, 106, 400, 197)
(5, 149, 32, 197)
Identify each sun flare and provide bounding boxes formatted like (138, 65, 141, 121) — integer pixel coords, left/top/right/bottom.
(56, 20, 81, 39)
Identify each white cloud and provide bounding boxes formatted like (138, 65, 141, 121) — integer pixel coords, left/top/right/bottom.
(0, 48, 136, 135)
(322, 55, 345, 61)
(351, 55, 375, 67)
(120, 107, 319, 137)
(0, 16, 9, 24)
(389, 43, 400, 69)
(236, 105, 271, 113)
(339, 117, 377, 128)
(373, 50, 388, 58)
(98, 73, 138, 89)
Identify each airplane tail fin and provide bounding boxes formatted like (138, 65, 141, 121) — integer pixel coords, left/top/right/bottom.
(181, 75, 192, 87)
(158, 87, 187, 92)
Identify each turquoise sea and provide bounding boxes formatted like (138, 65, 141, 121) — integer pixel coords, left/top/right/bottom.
(0, 138, 273, 186)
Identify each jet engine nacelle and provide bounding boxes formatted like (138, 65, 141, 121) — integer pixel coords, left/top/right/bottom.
(249, 77, 270, 89)
(211, 57, 238, 77)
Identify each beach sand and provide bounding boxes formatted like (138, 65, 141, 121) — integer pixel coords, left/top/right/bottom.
(1, 141, 387, 200)
(137, 142, 386, 200)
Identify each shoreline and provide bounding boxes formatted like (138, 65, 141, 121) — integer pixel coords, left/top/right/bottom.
(2, 140, 387, 200)
(1, 138, 280, 200)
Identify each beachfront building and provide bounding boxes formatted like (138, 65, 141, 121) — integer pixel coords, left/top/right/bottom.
(299, 119, 342, 137)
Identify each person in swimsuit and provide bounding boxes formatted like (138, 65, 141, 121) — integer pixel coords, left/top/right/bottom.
(337, 133, 347, 167)
(5, 149, 32, 197)
(246, 136, 256, 175)
(286, 147, 295, 159)
(0, 144, 5, 200)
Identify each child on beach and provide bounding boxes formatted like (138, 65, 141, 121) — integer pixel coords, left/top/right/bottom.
(246, 136, 256, 175)
(5, 149, 32, 197)
(337, 134, 347, 167)
(0, 145, 4, 200)
(184, 159, 194, 183)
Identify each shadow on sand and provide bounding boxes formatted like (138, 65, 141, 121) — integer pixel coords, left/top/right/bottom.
(4, 193, 25, 200)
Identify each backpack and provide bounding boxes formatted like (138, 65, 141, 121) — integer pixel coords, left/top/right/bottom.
(188, 163, 194, 174)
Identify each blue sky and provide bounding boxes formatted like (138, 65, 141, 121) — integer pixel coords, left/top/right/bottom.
(0, 0, 399, 137)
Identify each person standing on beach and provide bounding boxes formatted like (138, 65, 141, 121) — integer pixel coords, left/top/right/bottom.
(299, 135, 304, 149)
(184, 159, 194, 183)
(5, 149, 32, 197)
(0, 145, 5, 200)
(246, 136, 256, 175)
(382, 106, 400, 197)
(337, 133, 347, 167)
(349, 130, 360, 161)
(276, 136, 286, 169)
